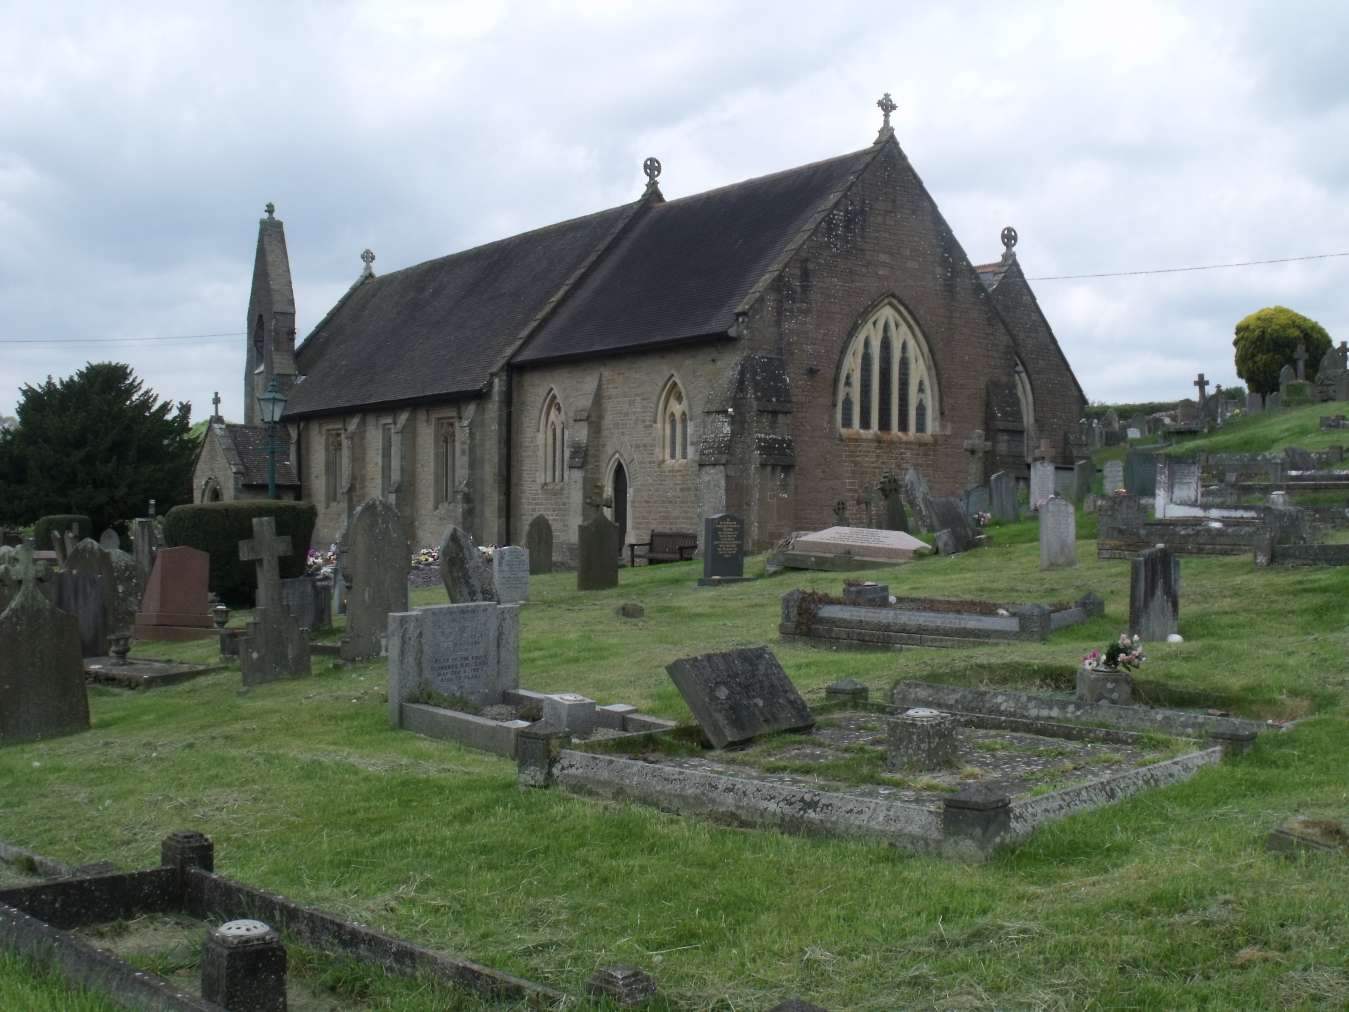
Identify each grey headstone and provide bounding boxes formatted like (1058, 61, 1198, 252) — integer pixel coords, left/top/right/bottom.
(1103, 460, 1124, 493)
(525, 514, 554, 574)
(492, 546, 530, 604)
(1279, 364, 1296, 386)
(280, 574, 332, 632)
(54, 538, 114, 657)
(989, 471, 1018, 523)
(964, 484, 990, 518)
(877, 472, 908, 532)
(0, 552, 90, 745)
(702, 513, 745, 581)
(1246, 391, 1263, 414)
(1130, 546, 1180, 641)
(902, 467, 934, 530)
(1266, 391, 1281, 411)
(1030, 460, 1055, 509)
(665, 646, 814, 749)
(1124, 449, 1157, 497)
(107, 548, 143, 633)
(933, 529, 958, 556)
(927, 496, 976, 553)
(439, 525, 495, 603)
(132, 517, 158, 580)
(387, 602, 519, 721)
(240, 605, 311, 686)
(1072, 460, 1094, 504)
(98, 529, 120, 552)
(339, 499, 409, 662)
(1038, 496, 1077, 569)
(577, 515, 620, 591)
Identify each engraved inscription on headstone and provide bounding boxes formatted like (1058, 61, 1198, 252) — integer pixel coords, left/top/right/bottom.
(793, 526, 930, 561)
(666, 646, 814, 749)
(387, 602, 521, 725)
(492, 546, 529, 604)
(1103, 460, 1124, 493)
(701, 513, 746, 582)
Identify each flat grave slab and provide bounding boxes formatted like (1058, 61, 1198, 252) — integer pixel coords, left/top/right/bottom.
(791, 526, 932, 563)
(546, 702, 1226, 861)
(84, 656, 225, 691)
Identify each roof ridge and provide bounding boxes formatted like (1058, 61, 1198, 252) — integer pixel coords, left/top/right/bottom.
(655, 145, 878, 209)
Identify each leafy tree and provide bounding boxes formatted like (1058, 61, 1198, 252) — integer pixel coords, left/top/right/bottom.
(0, 363, 197, 533)
(1233, 306, 1332, 395)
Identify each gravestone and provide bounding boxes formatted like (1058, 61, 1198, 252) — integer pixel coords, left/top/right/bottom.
(1030, 459, 1055, 509)
(0, 546, 90, 745)
(964, 484, 990, 518)
(525, 514, 554, 575)
(280, 574, 332, 632)
(665, 646, 814, 749)
(56, 538, 116, 657)
(792, 527, 930, 562)
(1125, 426, 1141, 440)
(1130, 546, 1180, 641)
(339, 499, 409, 662)
(989, 471, 1018, 523)
(1038, 495, 1077, 569)
(577, 515, 620, 591)
(963, 429, 992, 489)
(132, 517, 158, 580)
(387, 602, 520, 721)
(492, 546, 530, 604)
(238, 516, 310, 686)
(107, 547, 143, 633)
(1103, 460, 1125, 493)
(1124, 449, 1158, 497)
(1266, 391, 1281, 411)
(1072, 460, 1094, 504)
(927, 496, 977, 553)
(1246, 391, 1263, 414)
(133, 546, 213, 641)
(439, 525, 495, 603)
(878, 473, 909, 532)
(902, 467, 934, 530)
(700, 513, 746, 585)
(98, 529, 120, 552)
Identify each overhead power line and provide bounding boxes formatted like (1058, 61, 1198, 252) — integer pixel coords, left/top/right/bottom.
(1027, 250, 1349, 281)
(1, 247, 1346, 345)
(0, 331, 244, 345)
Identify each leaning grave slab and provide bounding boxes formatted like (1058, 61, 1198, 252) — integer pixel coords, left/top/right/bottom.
(774, 526, 932, 572)
(387, 600, 672, 757)
(0, 831, 565, 1010)
(520, 647, 1288, 862)
(779, 589, 1104, 650)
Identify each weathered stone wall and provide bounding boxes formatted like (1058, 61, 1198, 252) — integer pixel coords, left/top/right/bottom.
(509, 345, 729, 557)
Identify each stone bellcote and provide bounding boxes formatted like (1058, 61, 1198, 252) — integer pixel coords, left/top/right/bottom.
(243, 203, 298, 425)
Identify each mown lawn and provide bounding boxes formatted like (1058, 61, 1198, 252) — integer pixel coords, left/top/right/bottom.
(2, 524, 1348, 1009)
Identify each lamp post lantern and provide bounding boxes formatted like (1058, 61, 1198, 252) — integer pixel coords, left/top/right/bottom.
(257, 379, 288, 500)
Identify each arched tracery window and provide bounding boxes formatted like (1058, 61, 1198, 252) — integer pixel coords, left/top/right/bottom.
(837, 302, 939, 435)
(541, 391, 566, 484)
(658, 379, 690, 462)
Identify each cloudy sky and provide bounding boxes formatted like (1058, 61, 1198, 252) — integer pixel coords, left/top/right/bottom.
(3, 1, 1347, 422)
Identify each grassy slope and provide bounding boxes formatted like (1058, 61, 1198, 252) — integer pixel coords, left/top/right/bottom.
(2, 521, 1348, 1009)
(2, 534, 1349, 1009)
(1163, 399, 1349, 456)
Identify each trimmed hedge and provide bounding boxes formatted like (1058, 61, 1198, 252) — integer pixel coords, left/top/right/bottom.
(33, 514, 92, 550)
(163, 500, 317, 604)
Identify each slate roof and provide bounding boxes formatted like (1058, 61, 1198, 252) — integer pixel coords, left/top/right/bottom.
(515, 147, 878, 364)
(223, 424, 300, 487)
(285, 145, 879, 416)
(973, 260, 1010, 290)
(286, 203, 641, 418)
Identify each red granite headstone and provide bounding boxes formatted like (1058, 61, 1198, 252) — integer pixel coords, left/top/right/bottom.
(133, 546, 214, 641)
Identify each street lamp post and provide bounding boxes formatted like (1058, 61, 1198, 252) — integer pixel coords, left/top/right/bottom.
(257, 379, 288, 500)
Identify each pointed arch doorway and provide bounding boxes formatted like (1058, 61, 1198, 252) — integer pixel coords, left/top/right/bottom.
(609, 460, 629, 552)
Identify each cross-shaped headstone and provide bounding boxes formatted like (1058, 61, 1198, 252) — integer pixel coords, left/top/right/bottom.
(1295, 342, 1308, 380)
(963, 429, 993, 487)
(211, 391, 222, 419)
(239, 516, 292, 610)
(1193, 373, 1208, 404)
(876, 92, 897, 134)
(12, 544, 36, 593)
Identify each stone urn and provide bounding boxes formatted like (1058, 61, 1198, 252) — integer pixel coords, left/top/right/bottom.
(1076, 665, 1133, 705)
(212, 604, 230, 630)
(108, 632, 132, 667)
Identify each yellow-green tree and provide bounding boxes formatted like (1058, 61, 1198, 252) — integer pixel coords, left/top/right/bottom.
(1233, 306, 1331, 395)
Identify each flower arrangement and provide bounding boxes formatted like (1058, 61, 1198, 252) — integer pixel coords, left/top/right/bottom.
(411, 545, 441, 570)
(972, 511, 992, 528)
(1083, 633, 1146, 672)
(306, 545, 338, 575)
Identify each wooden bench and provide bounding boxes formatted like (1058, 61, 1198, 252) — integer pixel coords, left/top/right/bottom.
(629, 530, 698, 567)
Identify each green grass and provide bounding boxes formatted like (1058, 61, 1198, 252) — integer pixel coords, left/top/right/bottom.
(3, 528, 1349, 1009)
(1163, 399, 1349, 456)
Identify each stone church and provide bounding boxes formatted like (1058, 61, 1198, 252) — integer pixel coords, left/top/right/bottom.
(195, 97, 1086, 557)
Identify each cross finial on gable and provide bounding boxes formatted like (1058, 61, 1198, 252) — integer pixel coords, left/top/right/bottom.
(876, 92, 897, 140)
(361, 249, 376, 277)
(265, 202, 275, 219)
